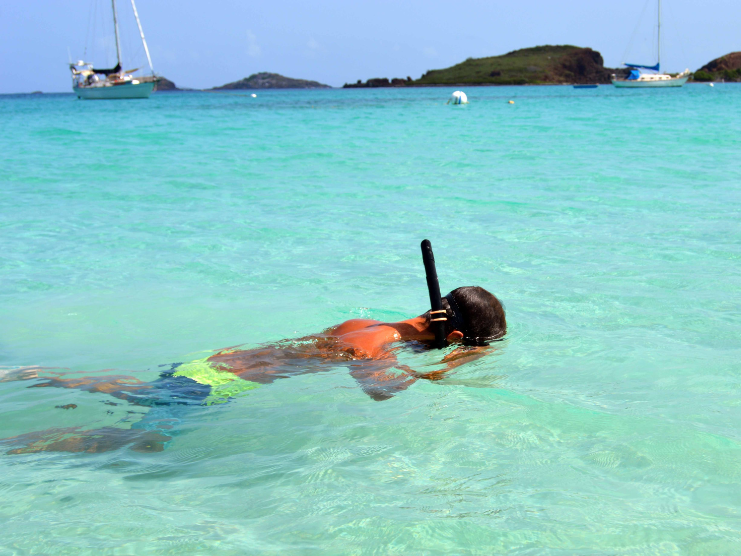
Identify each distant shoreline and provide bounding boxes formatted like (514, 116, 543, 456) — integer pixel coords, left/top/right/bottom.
(8, 81, 740, 96)
(12, 46, 740, 95)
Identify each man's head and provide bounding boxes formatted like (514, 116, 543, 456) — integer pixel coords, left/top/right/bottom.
(424, 286, 506, 345)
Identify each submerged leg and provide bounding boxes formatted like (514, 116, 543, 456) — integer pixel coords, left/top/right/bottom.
(1, 370, 198, 454)
(2, 426, 171, 455)
(26, 373, 153, 404)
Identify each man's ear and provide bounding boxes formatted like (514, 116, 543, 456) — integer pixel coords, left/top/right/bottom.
(446, 330, 464, 342)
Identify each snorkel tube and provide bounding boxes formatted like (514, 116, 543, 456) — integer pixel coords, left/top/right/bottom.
(421, 239, 447, 349)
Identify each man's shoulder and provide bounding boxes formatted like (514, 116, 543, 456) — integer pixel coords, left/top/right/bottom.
(332, 319, 383, 335)
(342, 318, 382, 326)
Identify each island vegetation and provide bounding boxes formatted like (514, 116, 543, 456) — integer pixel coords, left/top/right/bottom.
(152, 48, 741, 91)
(345, 45, 627, 87)
(692, 52, 741, 82)
(344, 77, 413, 88)
(212, 72, 331, 90)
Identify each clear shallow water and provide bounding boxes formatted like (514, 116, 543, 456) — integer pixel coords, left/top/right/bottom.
(1, 85, 740, 554)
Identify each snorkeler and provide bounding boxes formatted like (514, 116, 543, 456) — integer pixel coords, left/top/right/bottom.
(1, 241, 506, 453)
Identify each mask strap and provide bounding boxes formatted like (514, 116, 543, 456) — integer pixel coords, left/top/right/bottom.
(444, 293, 467, 338)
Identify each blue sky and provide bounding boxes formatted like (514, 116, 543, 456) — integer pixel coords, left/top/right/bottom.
(1, 0, 738, 93)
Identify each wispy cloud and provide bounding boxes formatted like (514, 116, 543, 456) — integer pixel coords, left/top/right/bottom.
(247, 30, 261, 58)
(303, 37, 321, 59)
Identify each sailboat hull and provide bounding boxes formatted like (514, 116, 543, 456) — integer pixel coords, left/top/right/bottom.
(74, 80, 155, 100)
(612, 75, 689, 88)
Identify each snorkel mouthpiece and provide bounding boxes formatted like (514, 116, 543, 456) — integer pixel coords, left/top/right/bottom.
(421, 239, 446, 349)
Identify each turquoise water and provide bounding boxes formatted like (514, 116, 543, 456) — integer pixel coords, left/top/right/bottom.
(1, 85, 740, 554)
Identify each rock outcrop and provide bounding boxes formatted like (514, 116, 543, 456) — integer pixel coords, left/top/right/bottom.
(212, 72, 331, 90)
(153, 77, 178, 91)
(558, 48, 619, 84)
(694, 52, 741, 82)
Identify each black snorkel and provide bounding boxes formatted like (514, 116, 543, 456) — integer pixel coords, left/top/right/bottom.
(421, 239, 447, 349)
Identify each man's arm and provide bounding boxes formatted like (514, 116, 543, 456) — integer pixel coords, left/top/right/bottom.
(401, 345, 493, 381)
(347, 357, 418, 401)
(348, 346, 494, 400)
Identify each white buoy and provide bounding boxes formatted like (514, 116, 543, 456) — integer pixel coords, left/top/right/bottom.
(447, 91, 468, 105)
(251, 93, 257, 97)
(709, 83, 714, 87)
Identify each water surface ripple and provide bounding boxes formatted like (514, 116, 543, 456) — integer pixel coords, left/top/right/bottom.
(1, 85, 740, 554)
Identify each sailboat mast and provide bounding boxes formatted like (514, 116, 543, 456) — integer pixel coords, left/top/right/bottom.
(130, 0, 155, 74)
(111, 0, 122, 68)
(657, 0, 661, 69)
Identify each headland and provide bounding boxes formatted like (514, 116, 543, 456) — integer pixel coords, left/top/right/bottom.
(345, 45, 628, 87)
(692, 52, 741, 82)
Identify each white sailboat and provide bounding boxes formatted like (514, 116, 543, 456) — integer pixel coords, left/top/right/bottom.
(69, 0, 158, 99)
(612, 0, 689, 88)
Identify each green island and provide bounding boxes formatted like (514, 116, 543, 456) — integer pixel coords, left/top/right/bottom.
(345, 45, 627, 87)
(692, 52, 741, 82)
(211, 72, 331, 90)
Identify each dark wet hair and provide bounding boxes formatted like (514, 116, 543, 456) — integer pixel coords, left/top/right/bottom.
(423, 286, 506, 345)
